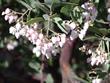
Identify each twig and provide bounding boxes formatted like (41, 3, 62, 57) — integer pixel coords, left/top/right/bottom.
(17, 9, 30, 22)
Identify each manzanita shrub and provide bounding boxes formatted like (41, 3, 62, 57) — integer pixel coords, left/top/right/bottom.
(0, 0, 110, 83)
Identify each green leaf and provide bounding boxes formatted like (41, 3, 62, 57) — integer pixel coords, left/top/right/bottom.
(16, 0, 32, 10)
(53, 17, 67, 34)
(46, 74, 54, 83)
(34, 0, 50, 14)
(17, 0, 49, 13)
(44, 20, 54, 30)
(108, 29, 110, 32)
(0, 61, 9, 68)
(44, 0, 53, 8)
(70, 0, 80, 4)
(102, 40, 105, 51)
(44, 20, 54, 36)
(88, 27, 102, 36)
(24, 0, 30, 4)
(29, 61, 40, 72)
(94, 0, 100, 4)
(72, 6, 83, 24)
(0, 0, 2, 6)
(83, 36, 98, 41)
(102, 63, 110, 72)
(23, 0, 39, 13)
(60, 5, 72, 17)
(44, 0, 60, 5)
(106, 40, 110, 53)
(96, 0, 100, 3)
(25, 17, 44, 25)
(99, 28, 109, 36)
(95, 19, 109, 24)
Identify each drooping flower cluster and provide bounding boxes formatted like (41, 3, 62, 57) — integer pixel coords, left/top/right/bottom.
(2, 8, 18, 24)
(63, 20, 90, 40)
(62, 1, 98, 41)
(79, 44, 108, 66)
(33, 34, 66, 58)
(78, 1, 98, 40)
(81, 1, 98, 22)
(8, 21, 67, 58)
(89, 48, 108, 66)
(1, 3, 99, 60)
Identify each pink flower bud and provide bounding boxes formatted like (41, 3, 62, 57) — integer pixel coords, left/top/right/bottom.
(9, 26, 16, 35)
(108, 8, 110, 13)
(36, 39, 42, 46)
(83, 21, 89, 30)
(60, 34, 66, 43)
(59, 42, 64, 47)
(28, 28, 34, 34)
(6, 43, 15, 50)
(13, 15, 18, 21)
(33, 23, 38, 29)
(2, 11, 5, 15)
(91, 57, 97, 66)
(15, 32, 20, 39)
(51, 37, 57, 44)
(15, 23, 22, 31)
(81, 4, 85, 9)
(69, 22, 76, 30)
(19, 28, 26, 36)
(9, 15, 14, 24)
(56, 36, 60, 42)
(33, 46, 41, 57)
(4, 15, 9, 21)
(79, 33, 84, 40)
(4, 8, 11, 14)
(39, 33, 43, 40)
(47, 42, 53, 48)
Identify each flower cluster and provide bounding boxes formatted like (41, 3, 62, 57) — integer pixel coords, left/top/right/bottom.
(81, 1, 98, 22)
(1, 6, 97, 59)
(1, 8, 80, 59)
(62, 2, 97, 41)
(9, 21, 67, 58)
(1, 3, 98, 59)
(79, 44, 108, 66)
(89, 48, 108, 66)
(2, 8, 18, 24)
(78, 1, 98, 40)
(63, 20, 90, 40)
(33, 34, 66, 59)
